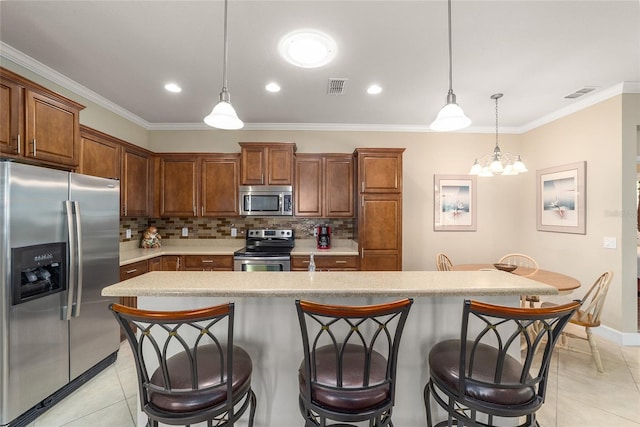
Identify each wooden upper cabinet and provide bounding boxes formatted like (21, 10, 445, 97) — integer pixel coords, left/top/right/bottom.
(355, 148, 404, 193)
(201, 155, 240, 217)
(295, 155, 323, 217)
(157, 156, 198, 217)
(122, 147, 151, 217)
(79, 126, 121, 179)
(0, 76, 21, 156)
(325, 155, 354, 217)
(0, 67, 84, 169)
(295, 154, 354, 218)
(239, 142, 296, 185)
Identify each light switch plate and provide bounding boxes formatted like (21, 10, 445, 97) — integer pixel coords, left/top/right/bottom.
(125, 229, 132, 239)
(603, 237, 616, 249)
(182, 227, 189, 237)
(231, 228, 237, 237)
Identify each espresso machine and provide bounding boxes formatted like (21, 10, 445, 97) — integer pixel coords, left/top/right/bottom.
(316, 225, 331, 249)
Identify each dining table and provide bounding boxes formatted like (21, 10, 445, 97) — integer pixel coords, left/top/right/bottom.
(450, 264, 581, 294)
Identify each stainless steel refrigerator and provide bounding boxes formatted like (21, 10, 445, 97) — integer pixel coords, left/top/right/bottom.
(0, 161, 120, 426)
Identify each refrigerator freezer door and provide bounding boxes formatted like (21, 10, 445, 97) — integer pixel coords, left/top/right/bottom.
(0, 162, 70, 424)
(68, 173, 120, 380)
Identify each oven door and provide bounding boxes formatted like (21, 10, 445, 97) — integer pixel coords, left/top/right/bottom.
(234, 255, 291, 272)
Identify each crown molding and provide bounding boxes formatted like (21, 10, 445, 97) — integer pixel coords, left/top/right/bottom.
(1, 42, 152, 130)
(519, 82, 638, 133)
(2, 43, 636, 135)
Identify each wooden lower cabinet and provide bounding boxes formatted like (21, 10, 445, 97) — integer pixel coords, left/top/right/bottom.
(183, 255, 233, 271)
(148, 256, 163, 271)
(291, 255, 359, 271)
(162, 255, 183, 271)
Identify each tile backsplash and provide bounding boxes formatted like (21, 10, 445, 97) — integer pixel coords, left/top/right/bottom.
(120, 217, 355, 243)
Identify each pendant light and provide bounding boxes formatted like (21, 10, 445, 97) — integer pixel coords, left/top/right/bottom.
(204, 0, 243, 130)
(469, 93, 527, 176)
(430, 0, 471, 132)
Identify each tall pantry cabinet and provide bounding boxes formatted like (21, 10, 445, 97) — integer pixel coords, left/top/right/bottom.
(354, 148, 404, 271)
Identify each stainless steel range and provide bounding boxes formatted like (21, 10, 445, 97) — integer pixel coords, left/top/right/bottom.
(233, 229, 294, 271)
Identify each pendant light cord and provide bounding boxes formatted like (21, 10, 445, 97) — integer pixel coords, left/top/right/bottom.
(222, 0, 229, 92)
(495, 95, 499, 148)
(447, 0, 453, 94)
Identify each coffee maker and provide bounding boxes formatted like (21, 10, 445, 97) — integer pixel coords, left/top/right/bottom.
(316, 225, 331, 249)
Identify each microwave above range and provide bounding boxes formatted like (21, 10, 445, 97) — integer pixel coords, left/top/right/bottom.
(239, 185, 293, 216)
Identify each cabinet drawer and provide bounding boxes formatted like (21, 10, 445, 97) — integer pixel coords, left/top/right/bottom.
(119, 260, 149, 280)
(183, 255, 233, 271)
(291, 255, 358, 270)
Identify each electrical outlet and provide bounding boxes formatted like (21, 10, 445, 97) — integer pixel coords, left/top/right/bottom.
(125, 229, 132, 239)
(181, 227, 189, 237)
(231, 228, 237, 237)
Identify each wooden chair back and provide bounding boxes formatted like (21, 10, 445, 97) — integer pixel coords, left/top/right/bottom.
(435, 253, 453, 271)
(572, 271, 613, 327)
(499, 253, 539, 271)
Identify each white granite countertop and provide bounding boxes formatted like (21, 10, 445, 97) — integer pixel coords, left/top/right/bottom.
(102, 270, 557, 298)
(119, 239, 358, 266)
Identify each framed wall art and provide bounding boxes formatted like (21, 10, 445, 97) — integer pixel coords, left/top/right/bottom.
(536, 161, 586, 234)
(434, 174, 477, 231)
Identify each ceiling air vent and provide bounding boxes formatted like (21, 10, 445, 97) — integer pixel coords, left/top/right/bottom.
(327, 78, 348, 96)
(564, 87, 597, 99)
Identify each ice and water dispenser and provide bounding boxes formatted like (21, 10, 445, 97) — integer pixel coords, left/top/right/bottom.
(11, 242, 66, 305)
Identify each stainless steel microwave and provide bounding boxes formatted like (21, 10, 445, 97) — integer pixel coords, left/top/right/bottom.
(239, 185, 293, 216)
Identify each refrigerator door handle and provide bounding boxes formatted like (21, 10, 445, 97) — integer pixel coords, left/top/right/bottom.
(72, 201, 83, 317)
(64, 200, 76, 321)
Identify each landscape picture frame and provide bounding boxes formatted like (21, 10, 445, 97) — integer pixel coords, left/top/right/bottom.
(536, 161, 586, 234)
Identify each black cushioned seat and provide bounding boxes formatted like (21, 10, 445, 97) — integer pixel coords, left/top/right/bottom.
(429, 340, 534, 406)
(149, 344, 253, 413)
(298, 343, 389, 411)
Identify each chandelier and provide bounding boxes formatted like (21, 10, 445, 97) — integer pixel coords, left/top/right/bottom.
(469, 93, 527, 176)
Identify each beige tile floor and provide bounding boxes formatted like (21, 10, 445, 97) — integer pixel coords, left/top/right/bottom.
(25, 335, 640, 427)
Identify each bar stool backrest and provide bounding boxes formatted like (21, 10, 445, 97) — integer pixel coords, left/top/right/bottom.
(435, 253, 453, 271)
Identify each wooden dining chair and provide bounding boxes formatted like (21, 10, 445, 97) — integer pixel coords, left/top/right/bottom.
(435, 253, 453, 271)
(499, 253, 540, 307)
(541, 271, 613, 372)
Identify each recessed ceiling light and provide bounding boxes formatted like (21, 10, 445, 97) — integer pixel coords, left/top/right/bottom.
(279, 30, 337, 68)
(265, 82, 281, 93)
(164, 83, 182, 93)
(367, 85, 382, 95)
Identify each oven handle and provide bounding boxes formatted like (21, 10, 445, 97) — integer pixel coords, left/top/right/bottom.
(235, 256, 290, 263)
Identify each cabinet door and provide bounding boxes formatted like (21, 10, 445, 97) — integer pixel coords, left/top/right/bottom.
(162, 256, 183, 271)
(201, 155, 240, 217)
(325, 156, 354, 217)
(24, 89, 80, 167)
(122, 148, 150, 217)
(359, 194, 402, 270)
(0, 77, 21, 156)
(241, 146, 266, 185)
(148, 257, 163, 271)
(267, 145, 293, 185)
(159, 157, 198, 217)
(357, 150, 403, 193)
(295, 155, 323, 217)
(79, 128, 121, 179)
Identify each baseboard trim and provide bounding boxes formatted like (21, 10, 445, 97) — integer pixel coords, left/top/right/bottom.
(593, 325, 640, 346)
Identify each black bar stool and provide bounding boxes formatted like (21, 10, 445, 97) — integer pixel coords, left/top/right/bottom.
(110, 302, 256, 427)
(295, 298, 413, 427)
(424, 299, 580, 427)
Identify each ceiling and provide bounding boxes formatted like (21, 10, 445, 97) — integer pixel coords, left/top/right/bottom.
(1, 1, 638, 132)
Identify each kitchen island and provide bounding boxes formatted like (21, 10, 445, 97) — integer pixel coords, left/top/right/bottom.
(102, 271, 556, 427)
